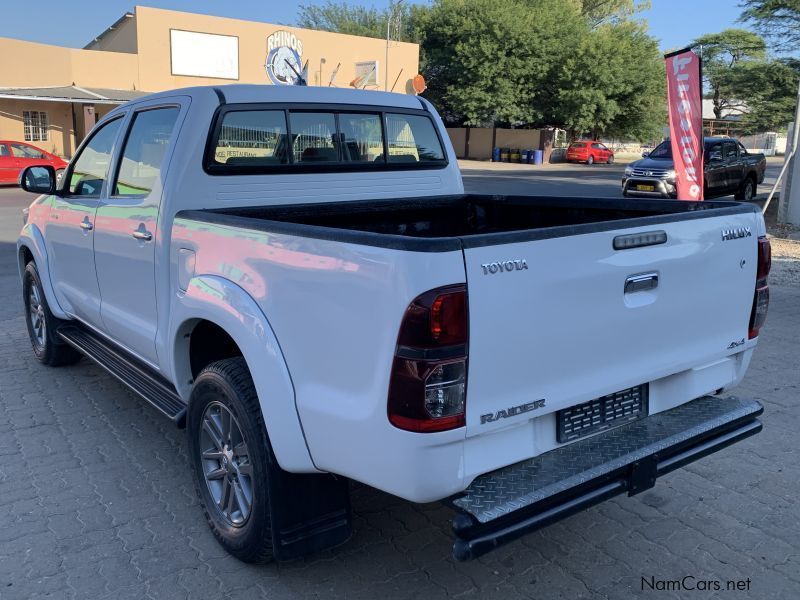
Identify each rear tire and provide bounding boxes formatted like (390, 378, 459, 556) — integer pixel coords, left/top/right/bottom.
(607, 155, 614, 165)
(23, 262, 81, 367)
(188, 357, 275, 563)
(587, 155, 594, 165)
(735, 177, 756, 202)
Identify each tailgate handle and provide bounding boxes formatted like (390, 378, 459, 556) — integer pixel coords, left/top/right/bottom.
(625, 272, 658, 294)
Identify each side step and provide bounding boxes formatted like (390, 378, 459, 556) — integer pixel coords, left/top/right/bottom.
(450, 395, 763, 561)
(58, 325, 187, 427)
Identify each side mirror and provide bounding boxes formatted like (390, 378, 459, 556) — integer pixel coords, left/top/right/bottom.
(19, 165, 55, 195)
(641, 151, 650, 158)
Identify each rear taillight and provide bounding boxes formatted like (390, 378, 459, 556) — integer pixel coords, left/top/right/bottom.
(388, 285, 468, 433)
(748, 236, 771, 339)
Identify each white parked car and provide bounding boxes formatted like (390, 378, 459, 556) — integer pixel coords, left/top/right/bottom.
(17, 85, 769, 563)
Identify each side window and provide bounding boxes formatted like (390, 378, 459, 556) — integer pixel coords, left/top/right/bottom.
(706, 143, 722, 162)
(338, 113, 383, 162)
(290, 112, 339, 163)
(385, 114, 445, 163)
(213, 110, 288, 166)
(591, 143, 603, 150)
(68, 118, 123, 197)
(11, 143, 44, 159)
(738, 142, 748, 156)
(114, 107, 180, 196)
(0, 145, 8, 157)
(722, 141, 737, 159)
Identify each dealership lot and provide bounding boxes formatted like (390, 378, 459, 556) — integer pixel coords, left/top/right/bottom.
(1, 170, 799, 599)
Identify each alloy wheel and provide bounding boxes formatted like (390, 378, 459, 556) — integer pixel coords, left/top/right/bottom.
(27, 276, 46, 350)
(199, 401, 255, 527)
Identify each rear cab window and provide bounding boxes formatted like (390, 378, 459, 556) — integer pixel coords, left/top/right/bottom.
(206, 104, 447, 173)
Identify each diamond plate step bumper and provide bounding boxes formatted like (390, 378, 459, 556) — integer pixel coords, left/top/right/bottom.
(450, 396, 763, 561)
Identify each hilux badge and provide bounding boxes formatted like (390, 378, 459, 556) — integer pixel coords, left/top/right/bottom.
(481, 259, 528, 275)
(721, 227, 751, 241)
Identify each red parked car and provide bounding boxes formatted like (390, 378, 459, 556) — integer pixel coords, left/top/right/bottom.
(566, 141, 615, 165)
(0, 141, 68, 185)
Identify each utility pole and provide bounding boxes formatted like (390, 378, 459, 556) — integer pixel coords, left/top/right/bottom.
(385, 0, 404, 91)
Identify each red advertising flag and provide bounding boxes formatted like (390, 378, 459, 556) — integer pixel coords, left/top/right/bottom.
(665, 47, 704, 200)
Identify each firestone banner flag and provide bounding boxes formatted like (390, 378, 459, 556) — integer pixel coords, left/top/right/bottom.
(665, 47, 704, 200)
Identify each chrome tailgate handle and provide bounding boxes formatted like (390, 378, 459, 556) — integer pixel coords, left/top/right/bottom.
(625, 272, 659, 294)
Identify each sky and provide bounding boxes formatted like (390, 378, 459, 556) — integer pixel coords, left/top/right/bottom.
(0, 0, 744, 51)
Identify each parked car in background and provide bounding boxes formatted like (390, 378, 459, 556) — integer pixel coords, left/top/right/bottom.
(0, 141, 67, 185)
(622, 137, 766, 201)
(566, 140, 614, 164)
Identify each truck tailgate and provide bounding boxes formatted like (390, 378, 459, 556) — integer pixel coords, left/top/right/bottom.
(463, 212, 758, 436)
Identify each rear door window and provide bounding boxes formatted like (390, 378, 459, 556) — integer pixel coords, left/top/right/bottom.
(114, 107, 180, 196)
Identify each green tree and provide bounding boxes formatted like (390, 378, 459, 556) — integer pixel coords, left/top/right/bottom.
(690, 29, 766, 119)
(740, 0, 800, 51)
(297, 1, 418, 40)
(554, 20, 665, 140)
(578, 0, 651, 27)
(416, 0, 586, 126)
(727, 59, 800, 133)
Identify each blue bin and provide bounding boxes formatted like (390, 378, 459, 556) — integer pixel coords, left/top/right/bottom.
(522, 149, 532, 163)
(492, 147, 501, 162)
(533, 149, 544, 165)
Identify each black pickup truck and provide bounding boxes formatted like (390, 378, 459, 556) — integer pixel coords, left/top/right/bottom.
(622, 137, 767, 201)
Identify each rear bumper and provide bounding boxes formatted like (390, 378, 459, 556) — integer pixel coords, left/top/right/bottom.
(448, 395, 762, 561)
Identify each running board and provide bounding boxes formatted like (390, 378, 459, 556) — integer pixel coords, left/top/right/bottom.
(58, 325, 187, 427)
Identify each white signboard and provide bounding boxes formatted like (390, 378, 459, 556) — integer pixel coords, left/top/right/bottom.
(170, 30, 239, 80)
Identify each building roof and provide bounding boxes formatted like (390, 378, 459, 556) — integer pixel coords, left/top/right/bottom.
(0, 85, 147, 104)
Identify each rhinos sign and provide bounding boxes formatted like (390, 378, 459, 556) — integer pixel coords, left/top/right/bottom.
(266, 30, 304, 85)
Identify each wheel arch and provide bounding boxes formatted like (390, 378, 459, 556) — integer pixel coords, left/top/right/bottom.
(17, 224, 68, 320)
(170, 275, 316, 473)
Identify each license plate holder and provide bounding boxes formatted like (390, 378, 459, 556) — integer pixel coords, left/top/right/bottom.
(557, 385, 649, 443)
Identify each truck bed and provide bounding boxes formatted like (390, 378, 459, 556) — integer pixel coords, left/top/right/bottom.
(184, 195, 754, 250)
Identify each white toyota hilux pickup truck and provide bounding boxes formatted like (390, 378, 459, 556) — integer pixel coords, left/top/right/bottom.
(17, 85, 770, 563)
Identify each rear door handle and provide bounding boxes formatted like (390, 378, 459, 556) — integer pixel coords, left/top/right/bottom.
(79, 217, 93, 231)
(132, 229, 152, 241)
(625, 272, 658, 294)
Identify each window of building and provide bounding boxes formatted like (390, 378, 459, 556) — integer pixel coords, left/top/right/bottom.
(114, 107, 180, 196)
(23, 111, 49, 142)
(290, 112, 339, 163)
(68, 118, 123, 197)
(385, 113, 445, 163)
(213, 110, 289, 166)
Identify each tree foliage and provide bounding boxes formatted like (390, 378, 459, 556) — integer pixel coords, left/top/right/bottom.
(740, 0, 800, 52)
(578, 0, 651, 28)
(297, 1, 417, 40)
(727, 59, 800, 133)
(690, 29, 766, 119)
(554, 20, 664, 140)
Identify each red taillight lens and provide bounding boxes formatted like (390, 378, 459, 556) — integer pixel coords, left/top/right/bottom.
(397, 285, 467, 347)
(748, 236, 771, 339)
(389, 285, 468, 433)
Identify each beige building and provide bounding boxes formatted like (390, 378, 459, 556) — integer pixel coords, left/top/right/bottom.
(0, 5, 420, 158)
